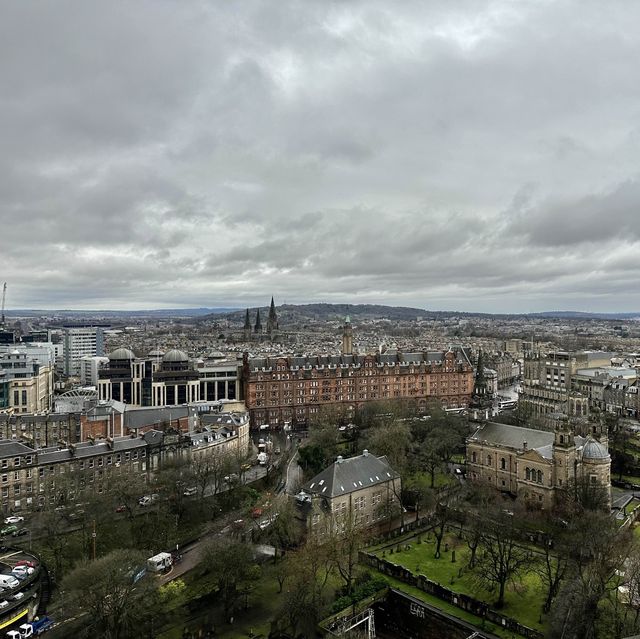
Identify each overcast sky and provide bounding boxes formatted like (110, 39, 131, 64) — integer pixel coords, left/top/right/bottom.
(2, 1, 640, 313)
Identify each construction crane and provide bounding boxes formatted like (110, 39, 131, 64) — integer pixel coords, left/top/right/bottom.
(0, 282, 5, 327)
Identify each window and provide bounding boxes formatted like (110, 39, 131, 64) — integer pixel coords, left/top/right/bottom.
(486, 455, 492, 466)
(537, 470, 543, 483)
(471, 452, 477, 463)
(525, 468, 530, 481)
(13, 458, 20, 467)
(500, 458, 506, 470)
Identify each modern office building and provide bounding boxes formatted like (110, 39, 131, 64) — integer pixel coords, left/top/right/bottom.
(62, 325, 106, 377)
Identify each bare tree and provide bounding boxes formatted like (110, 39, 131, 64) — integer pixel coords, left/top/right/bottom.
(475, 510, 532, 608)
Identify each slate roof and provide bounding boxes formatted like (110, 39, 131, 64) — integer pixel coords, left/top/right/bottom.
(0, 441, 36, 458)
(124, 406, 192, 430)
(249, 347, 471, 371)
(302, 451, 399, 498)
(469, 422, 553, 451)
(37, 435, 147, 464)
(469, 422, 593, 458)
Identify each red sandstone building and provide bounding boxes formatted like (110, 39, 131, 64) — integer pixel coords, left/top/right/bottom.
(242, 348, 474, 428)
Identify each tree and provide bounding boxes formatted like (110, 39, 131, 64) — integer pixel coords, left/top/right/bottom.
(327, 515, 365, 596)
(404, 474, 434, 522)
(255, 496, 302, 551)
(534, 525, 570, 613)
(201, 537, 261, 623)
(63, 549, 156, 639)
(364, 420, 412, 472)
(431, 486, 460, 559)
(475, 510, 532, 608)
(549, 512, 632, 639)
(276, 537, 333, 637)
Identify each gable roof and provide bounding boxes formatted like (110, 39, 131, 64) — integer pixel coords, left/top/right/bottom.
(302, 451, 399, 498)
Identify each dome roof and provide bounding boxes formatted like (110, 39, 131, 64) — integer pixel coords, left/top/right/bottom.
(108, 348, 135, 361)
(162, 349, 189, 363)
(582, 438, 609, 461)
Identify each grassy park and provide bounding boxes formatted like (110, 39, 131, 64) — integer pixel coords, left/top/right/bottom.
(370, 530, 547, 633)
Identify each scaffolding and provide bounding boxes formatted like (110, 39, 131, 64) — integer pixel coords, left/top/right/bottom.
(326, 608, 376, 638)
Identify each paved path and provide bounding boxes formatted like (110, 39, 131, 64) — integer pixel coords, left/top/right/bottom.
(284, 449, 302, 495)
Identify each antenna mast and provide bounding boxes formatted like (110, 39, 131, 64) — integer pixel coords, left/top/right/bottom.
(1, 282, 6, 327)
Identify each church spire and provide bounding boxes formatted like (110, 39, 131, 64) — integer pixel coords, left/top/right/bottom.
(254, 308, 262, 333)
(266, 296, 279, 336)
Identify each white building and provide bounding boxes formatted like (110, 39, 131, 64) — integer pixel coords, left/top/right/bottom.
(79, 356, 110, 387)
(63, 326, 105, 377)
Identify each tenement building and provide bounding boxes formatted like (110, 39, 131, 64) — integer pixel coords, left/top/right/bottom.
(243, 347, 474, 428)
(466, 420, 611, 508)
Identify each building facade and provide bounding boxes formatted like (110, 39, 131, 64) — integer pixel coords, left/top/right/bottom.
(0, 410, 250, 515)
(295, 450, 401, 536)
(243, 348, 474, 428)
(466, 421, 611, 509)
(98, 349, 240, 408)
(62, 326, 106, 377)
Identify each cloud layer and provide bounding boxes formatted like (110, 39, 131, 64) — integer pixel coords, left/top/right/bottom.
(2, 0, 640, 312)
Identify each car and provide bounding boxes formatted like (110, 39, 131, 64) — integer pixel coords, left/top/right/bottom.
(15, 560, 35, 568)
(11, 528, 28, 538)
(138, 494, 159, 507)
(3, 516, 24, 525)
(0, 600, 8, 609)
(0, 525, 17, 537)
(11, 592, 24, 601)
(224, 473, 239, 484)
(182, 487, 197, 497)
(12, 566, 35, 578)
(115, 505, 127, 513)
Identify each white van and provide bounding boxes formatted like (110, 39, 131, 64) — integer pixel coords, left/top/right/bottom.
(0, 575, 19, 589)
(147, 552, 173, 573)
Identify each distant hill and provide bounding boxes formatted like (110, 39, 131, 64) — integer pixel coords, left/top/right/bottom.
(527, 311, 640, 320)
(213, 303, 640, 324)
(5, 308, 237, 319)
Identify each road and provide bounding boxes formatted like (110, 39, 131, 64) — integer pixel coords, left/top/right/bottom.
(284, 449, 302, 495)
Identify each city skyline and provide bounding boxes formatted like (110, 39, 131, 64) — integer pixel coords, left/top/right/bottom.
(2, 1, 640, 313)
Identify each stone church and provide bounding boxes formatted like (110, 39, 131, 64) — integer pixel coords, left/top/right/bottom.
(466, 420, 611, 508)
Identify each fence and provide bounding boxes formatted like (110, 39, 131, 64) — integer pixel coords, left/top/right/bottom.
(360, 551, 544, 639)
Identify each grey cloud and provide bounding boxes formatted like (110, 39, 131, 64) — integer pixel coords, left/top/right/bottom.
(3, 0, 640, 311)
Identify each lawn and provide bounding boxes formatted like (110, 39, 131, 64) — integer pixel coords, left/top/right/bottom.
(373, 531, 547, 632)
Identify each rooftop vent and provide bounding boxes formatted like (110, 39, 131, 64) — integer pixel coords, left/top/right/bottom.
(336, 455, 344, 464)
(363, 449, 369, 456)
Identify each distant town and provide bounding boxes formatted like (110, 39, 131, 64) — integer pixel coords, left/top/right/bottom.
(0, 298, 637, 637)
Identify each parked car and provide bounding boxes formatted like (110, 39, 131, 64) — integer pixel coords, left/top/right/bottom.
(12, 566, 35, 579)
(0, 600, 8, 609)
(115, 505, 127, 513)
(0, 525, 17, 537)
(224, 473, 239, 484)
(182, 487, 197, 497)
(11, 528, 28, 538)
(138, 494, 159, 507)
(15, 560, 35, 568)
(11, 592, 24, 600)
(3, 516, 24, 525)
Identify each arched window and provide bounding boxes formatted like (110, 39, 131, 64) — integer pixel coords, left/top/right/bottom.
(500, 457, 506, 470)
(487, 455, 492, 466)
(559, 434, 564, 444)
(537, 470, 543, 483)
(525, 468, 530, 481)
